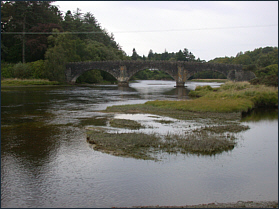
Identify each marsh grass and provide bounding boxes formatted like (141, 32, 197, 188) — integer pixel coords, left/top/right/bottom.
(155, 119, 174, 124)
(147, 82, 278, 113)
(86, 128, 237, 160)
(189, 79, 227, 83)
(105, 103, 242, 122)
(109, 118, 144, 129)
(195, 124, 250, 133)
(1, 78, 60, 86)
(86, 130, 160, 160)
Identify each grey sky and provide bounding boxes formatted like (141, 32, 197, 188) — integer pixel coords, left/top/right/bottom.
(53, 1, 278, 61)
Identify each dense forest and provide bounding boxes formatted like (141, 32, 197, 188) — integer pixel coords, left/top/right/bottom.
(1, 1, 278, 86)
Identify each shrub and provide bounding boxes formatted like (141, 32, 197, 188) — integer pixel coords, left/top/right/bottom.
(13, 62, 32, 79)
(27, 60, 47, 79)
(1, 62, 15, 78)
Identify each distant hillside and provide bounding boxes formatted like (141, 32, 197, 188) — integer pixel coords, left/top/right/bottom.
(208, 47, 278, 86)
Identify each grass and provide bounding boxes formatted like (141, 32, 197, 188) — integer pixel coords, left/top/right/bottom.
(189, 79, 227, 83)
(109, 118, 144, 129)
(86, 128, 238, 161)
(1, 78, 61, 86)
(147, 82, 278, 113)
(104, 103, 242, 123)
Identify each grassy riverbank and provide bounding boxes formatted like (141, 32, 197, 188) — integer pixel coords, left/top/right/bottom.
(189, 78, 227, 82)
(1, 78, 61, 86)
(147, 81, 278, 113)
(104, 82, 277, 115)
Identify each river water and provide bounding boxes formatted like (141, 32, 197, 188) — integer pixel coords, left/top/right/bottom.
(1, 80, 278, 208)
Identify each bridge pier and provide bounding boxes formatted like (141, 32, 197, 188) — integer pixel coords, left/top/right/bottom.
(175, 81, 185, 87)
(118, 81, 129, 87)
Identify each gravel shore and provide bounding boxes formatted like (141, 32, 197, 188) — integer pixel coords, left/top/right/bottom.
(129, 201, 278, 208)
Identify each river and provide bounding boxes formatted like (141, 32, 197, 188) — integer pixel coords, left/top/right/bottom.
(1, 80, 278, 208)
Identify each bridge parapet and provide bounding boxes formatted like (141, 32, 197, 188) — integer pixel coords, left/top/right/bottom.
(65, 60, 255, 86)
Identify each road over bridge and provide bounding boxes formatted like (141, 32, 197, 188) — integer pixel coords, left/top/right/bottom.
(65, 60, 256, 87)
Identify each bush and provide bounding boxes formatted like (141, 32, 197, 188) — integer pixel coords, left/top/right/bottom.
(250, 64, 278, 87)
(13, 62, 32, 79)
(1, 62, 15, 78)
(27, 60, 47, 79)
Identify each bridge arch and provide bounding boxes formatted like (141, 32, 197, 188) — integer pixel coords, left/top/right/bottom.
(187, 68, 228, 80)
(130, 67, 175, 81)
(66, 60, 255, 86)
(126, 65, 176, 81)
(69, 67, 118, 84)
(75, 68, 117, 84)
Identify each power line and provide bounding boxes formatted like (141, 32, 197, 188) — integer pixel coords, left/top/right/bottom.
(114, 24, 278, 33)
(1, 24, 277, 35)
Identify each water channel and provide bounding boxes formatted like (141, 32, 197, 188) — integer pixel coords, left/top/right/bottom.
(1, 80, 278, 208)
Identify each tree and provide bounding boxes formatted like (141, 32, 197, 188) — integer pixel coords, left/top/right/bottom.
(131, 48, 141, 60)
(44, 32, 81, 81)
(26, 23, 62, 61)
(176, 50, 186, 61)
(148, 49, 154, 60)
(161, 49, 169, 60)
(1, 1, 62, 63)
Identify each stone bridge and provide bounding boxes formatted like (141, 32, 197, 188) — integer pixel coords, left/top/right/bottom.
(65, 60, 256, 87)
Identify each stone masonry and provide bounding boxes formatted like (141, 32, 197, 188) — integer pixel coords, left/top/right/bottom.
(65, 60, 256, 86)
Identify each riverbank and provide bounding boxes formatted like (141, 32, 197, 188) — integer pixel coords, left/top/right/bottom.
(129, 200, 278, 208)
(189, 78, 227, 83)
(0, 78, 118, 87)
(146, 81, 278, 112)
(104, 82, 277, 116)
(1, 78, 62, 86)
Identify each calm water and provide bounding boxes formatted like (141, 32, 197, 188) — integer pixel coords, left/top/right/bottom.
(1, 80, 278, 208)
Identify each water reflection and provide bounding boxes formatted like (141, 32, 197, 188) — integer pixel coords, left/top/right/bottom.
(241, 108, 278, 122)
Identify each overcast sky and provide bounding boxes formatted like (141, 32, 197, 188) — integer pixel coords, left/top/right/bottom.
(53, 1, 278, 61)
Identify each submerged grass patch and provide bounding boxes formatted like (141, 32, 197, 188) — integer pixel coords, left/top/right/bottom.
(86, 128, 237, 161)
(109, 118, 144, 129)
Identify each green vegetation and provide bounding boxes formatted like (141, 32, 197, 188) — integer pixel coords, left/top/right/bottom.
(104, 82, 277, 115)
(86, 127, 239, 161)
(147, 82, 277, 113)
(1, 78, 60, 86)
(109, 119, 144, 130)
(190, 79, 227, 83)
(209, 46, 278, 86)
(131, 69, 173, 80)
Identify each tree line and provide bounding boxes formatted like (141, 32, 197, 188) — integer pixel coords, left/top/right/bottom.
(209, 46, 278, 86)
(1, 1, 277, 86)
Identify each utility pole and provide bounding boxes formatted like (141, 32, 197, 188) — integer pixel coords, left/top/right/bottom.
(22, 14, 26, 63)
